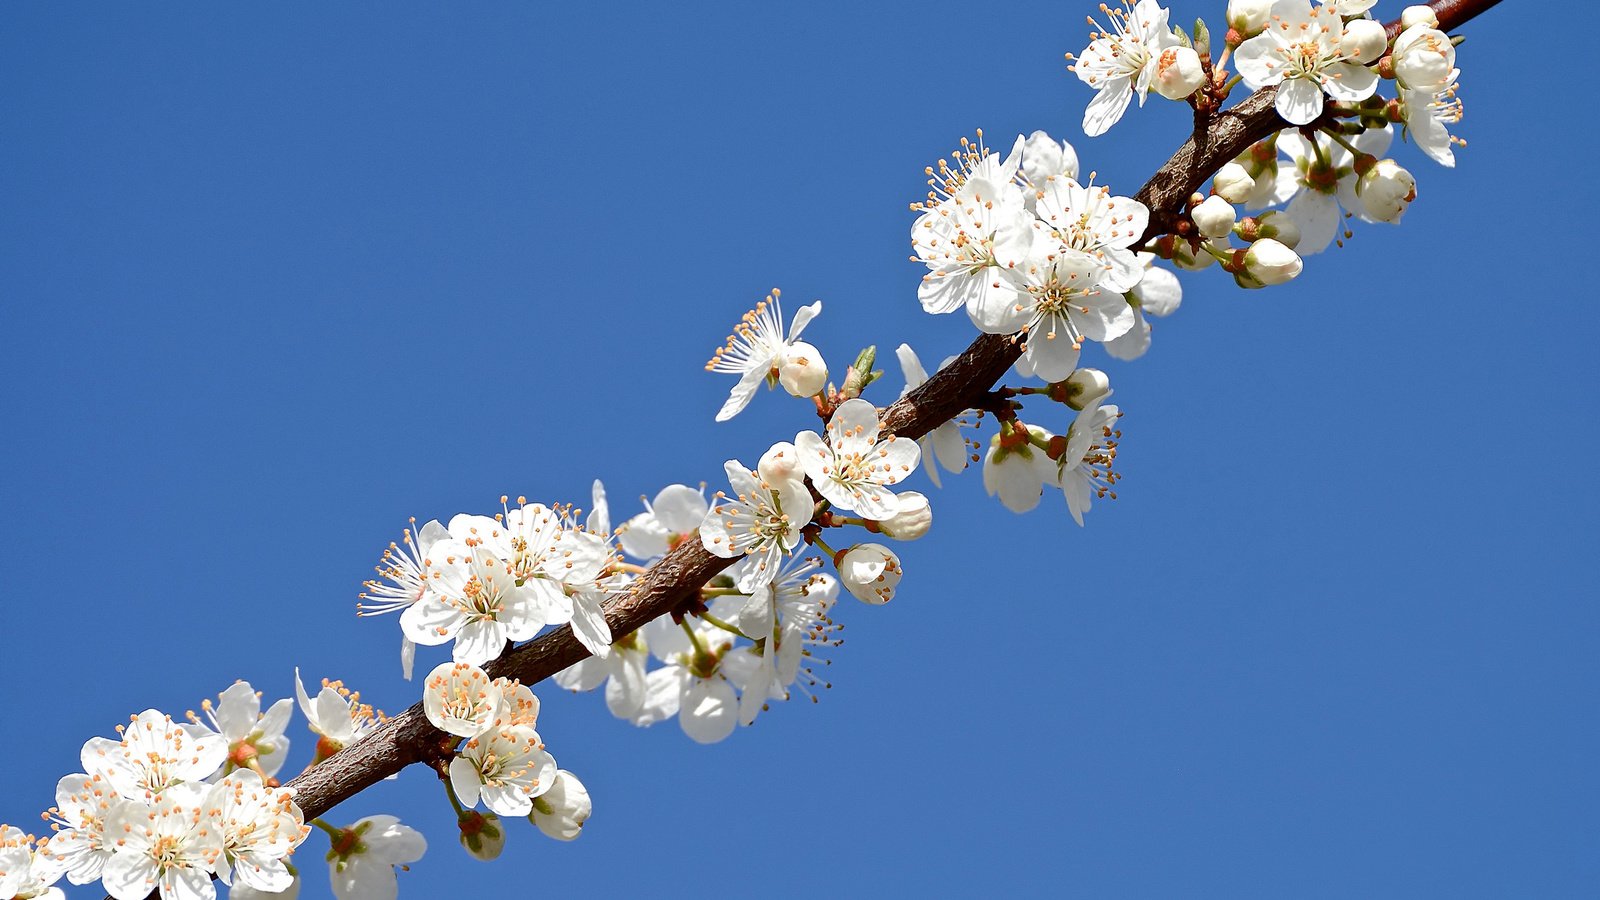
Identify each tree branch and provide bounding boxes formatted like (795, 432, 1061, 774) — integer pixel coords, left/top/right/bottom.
(115, 0, 1508, 895)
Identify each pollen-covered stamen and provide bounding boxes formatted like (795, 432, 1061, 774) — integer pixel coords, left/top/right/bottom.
(706, 289, 787, 374)
(1023, 268, 1100, 346)
(915, 130, 996, 210)
(714, 487, 795, 557)
(1072, 2, 1159, 82)
(359, 518, 434, 616)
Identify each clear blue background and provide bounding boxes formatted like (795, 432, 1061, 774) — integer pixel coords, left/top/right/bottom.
(3, 1, 1595, 897)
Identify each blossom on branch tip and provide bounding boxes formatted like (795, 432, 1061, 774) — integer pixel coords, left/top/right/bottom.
(706, 289, 824, 421)
(204, 769, 308, 894)
(81, 710, 226, 801)
(360, 517, 449, 681)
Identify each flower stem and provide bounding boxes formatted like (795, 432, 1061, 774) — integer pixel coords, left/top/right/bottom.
(700, 612, 750, 639)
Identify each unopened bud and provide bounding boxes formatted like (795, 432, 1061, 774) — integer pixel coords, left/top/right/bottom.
(1212, 162, 1255, 204)
(458, 811, 505, 861)
(1254, 210, 1300, 249)
(1172, 237, 1220, 271)
(877, 492, 932, 541)
(1400, 4, 1438, 29)
(836, 542, 903, 604)
(1356, 158, 1417, 223)
(1226, 0, 1272, 37)
(1191, 195, 1237, 239)
(529, 771, 592, 841)
(1342, 18, 1388, 64)
(1242, 238, 1302, 286)
(1153, 46, 1206, 100)
(1393, 26, 1454, 90)
(778, 341, 828, 398)
(1063, 367, 1111, 411)
(758, 441, 803, 486)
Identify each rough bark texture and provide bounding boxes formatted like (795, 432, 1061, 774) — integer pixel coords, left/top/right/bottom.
(117, 0, 1506, 895)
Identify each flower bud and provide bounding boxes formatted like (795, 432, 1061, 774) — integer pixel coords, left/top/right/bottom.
(1152, 46, 1206, 100)
(778, 341, 827, 397)
(1254, 210, 1300, 249)
(1393, 25, 1454, 90)
(1171, 235, 1216, 269)
(1356, 158, 1416, 223)
(530, 771, 591, 841)
(1021, 130, 1079, 185)
(836, 542, 903, 604)
(1227, 0, 1272, 37)
(1191, 195, 1237, 239)
(1242, 238, 1302, 286)
(1341, 18, 1388, 64)
(458, 810, 505, 861)
(1400, 4, 1438, 28)
(1063, 367, 1111, 410)
(877, 491, 931, 540)
(1212, 162, 1255, 204)
(758, 441, 803, 486)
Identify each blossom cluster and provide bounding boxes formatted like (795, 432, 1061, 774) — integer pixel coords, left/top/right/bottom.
(29, 704, 307, 900)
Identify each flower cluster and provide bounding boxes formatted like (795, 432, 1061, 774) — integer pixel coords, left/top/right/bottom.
(37, 706, 308, 900)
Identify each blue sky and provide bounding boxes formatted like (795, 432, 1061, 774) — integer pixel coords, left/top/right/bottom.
(3, 1, 1596, 897)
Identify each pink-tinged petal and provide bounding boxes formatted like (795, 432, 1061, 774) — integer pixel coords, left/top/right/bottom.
(1275, 77, 1325, 125)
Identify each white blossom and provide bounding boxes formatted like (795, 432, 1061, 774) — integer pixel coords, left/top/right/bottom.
(325, 815, 425, 900)
(1054, 396, 1124, 526)
(41, 773, 121, 885)
(877, 491, 932, 540)
(1402, 70, 1464, 167)
(191, 681, 293, 782)
(0, 826, 65, 900)
(705, 289, 824, 421)
(910, 135, 1033, 319)
(796, 398, 919, 519)
(101, 784, 222, 900)
(1356, 158, 1417, 223)
(699, 458, 813, 592)
(1152, 46, 1207, 100)
(1233, 0, 1379, 125)
(359, 518, 449, 680)
(81, 710, 226, 802)
(422, 662, 503, 739)
(895, 344, 969, 488)
(837, 543, 903, 605)
(204, 770, 306, 894)
(553, 628, 651, 721)
(448, 725, 556, 818)
(293, 670, 382, 757)
(1071, 0, 1183, 136)
(983, 424, 1058, 514)
(1391, 23, 1455, 91)
(617, 484, 709, 560)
